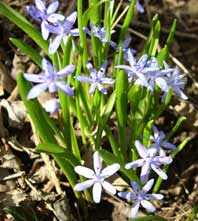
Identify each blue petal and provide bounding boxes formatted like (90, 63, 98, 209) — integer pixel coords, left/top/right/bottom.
(57, 65, 75, 77)
(93, 182, 102, 203)
(74, 179, 95, 191)
(49, 34, 63, 54)
(118, 191, 136, 200)
(24, 73, 45, 83)
(46, 1, 59, 14)
(35, 0, 45, 12)
(44, 98, 60, 114)
(75, 76, 93, 83)
(27, 83, 48, 99)
(141, 200, 156, 212)
(41, 21, 50, 40)
(55, 81, 74, 96)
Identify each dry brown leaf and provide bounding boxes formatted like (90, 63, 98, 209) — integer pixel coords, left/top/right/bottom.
(0, 61, 15, 95)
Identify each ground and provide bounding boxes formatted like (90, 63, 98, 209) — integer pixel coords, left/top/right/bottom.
(0, 0, 197, 220)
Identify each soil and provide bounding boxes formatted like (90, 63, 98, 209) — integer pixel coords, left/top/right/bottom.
(0, 0, 197, 221)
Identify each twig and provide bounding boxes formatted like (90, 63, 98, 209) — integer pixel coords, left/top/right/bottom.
(2, 171, 25, 181)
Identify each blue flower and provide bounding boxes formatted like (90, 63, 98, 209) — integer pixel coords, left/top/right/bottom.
(142, 57, 170, 93)
(161, 63, 188, 100)
(24, 58, 75, 99)
(136, 1, 144, 13)
(44, 98, 60, 114)
(75, 61, 115, 95)
(128, 0, 144, 13)
(83, 24, 116, 47)
(46, 11, 79, 54)
(27, 0, 64, 40)
(150, 126, 176, 156)
(74, 151, 120, 203)
(118, 179, 163, 218)
(116, 49, 150, 85)
(125, 140, 172, 183)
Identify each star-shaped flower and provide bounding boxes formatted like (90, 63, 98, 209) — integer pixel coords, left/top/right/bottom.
(128, 0, 144, 13)
(27, 0, 64, 39)
(44, 98, 60, 114)
(46, 11, 79, 54)
(74, 151, 120, 203)
(116, 49, 151, 85)
(24, 58, 75, 99)
(118, 179, 163, 218)
(163, 65, 188, 100)
(83, 24, 116, 47)
(125, 140, 172, 183)
(150, 126, 176, 156)
(75, 61, 115, 95)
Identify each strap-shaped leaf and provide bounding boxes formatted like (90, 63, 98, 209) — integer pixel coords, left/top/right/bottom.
(0, 2, 49, 53)
(143, 14, 159, 54)
(131, 215, 167, 221)
(166, 19, 177, 49)
(36, 143, 80, 166)
(153, 136, 190, 193)
(10, 38, 42, 68)
(99, 149, 140, 184)
(115, 49, 128, 157)
(95, 91, 116, 149)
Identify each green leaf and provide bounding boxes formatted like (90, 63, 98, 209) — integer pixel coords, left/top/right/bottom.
(10, 38, 42, 68)
(95, 91, 116, 149)
(115, 49, 128, 157)
(36, 143, 80, 167)
(129, 88, 152, 144)
(153, 88, 172, 118)
(166, 116, 186, 140)
(157, 45, 169, 66)
(143, 14, 159, 54)
(166, 19, 177, 49)
(36, 143, 66, 154)
(131, 215, 167, 221)
(153, 136, 191, 192)
(17, 73, 56, 143)
(83, 0, 109, 25)
(99, 149, 140, 184)
(0, 2, 49, 53)
(4, 207, 39, 221)
(118, 0, 136, 45)
(17, 73, 80, 198)
(148, 20, 160, 56)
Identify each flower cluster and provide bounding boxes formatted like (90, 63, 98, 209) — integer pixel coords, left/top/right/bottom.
(27, 0, 78, 54)
(75, 61, 115, 95)
(22, 0, 187, 219)
(116, 49, 188, 100)
(74, 127, 175, 218)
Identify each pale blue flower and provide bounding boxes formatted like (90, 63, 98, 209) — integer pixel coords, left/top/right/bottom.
(75, 61, 115, 95)
(44, 98, 60, 114)
(74, 151, 120, 203)
(162, 63, 188, 100)
(27, 0, 64, 39)
(142, 57, 170, 92)
(83, 24, 116, 47)
(46, 11, 78, 54)
(125, 140, 172, 183)
(128, 0, 144, 13)
(150, 126, 176, 156)
(116, 49, 150, 85)
(24, 58, 75, 99)
(136, 1, 144, 13)
(118, 179, 163, 218)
